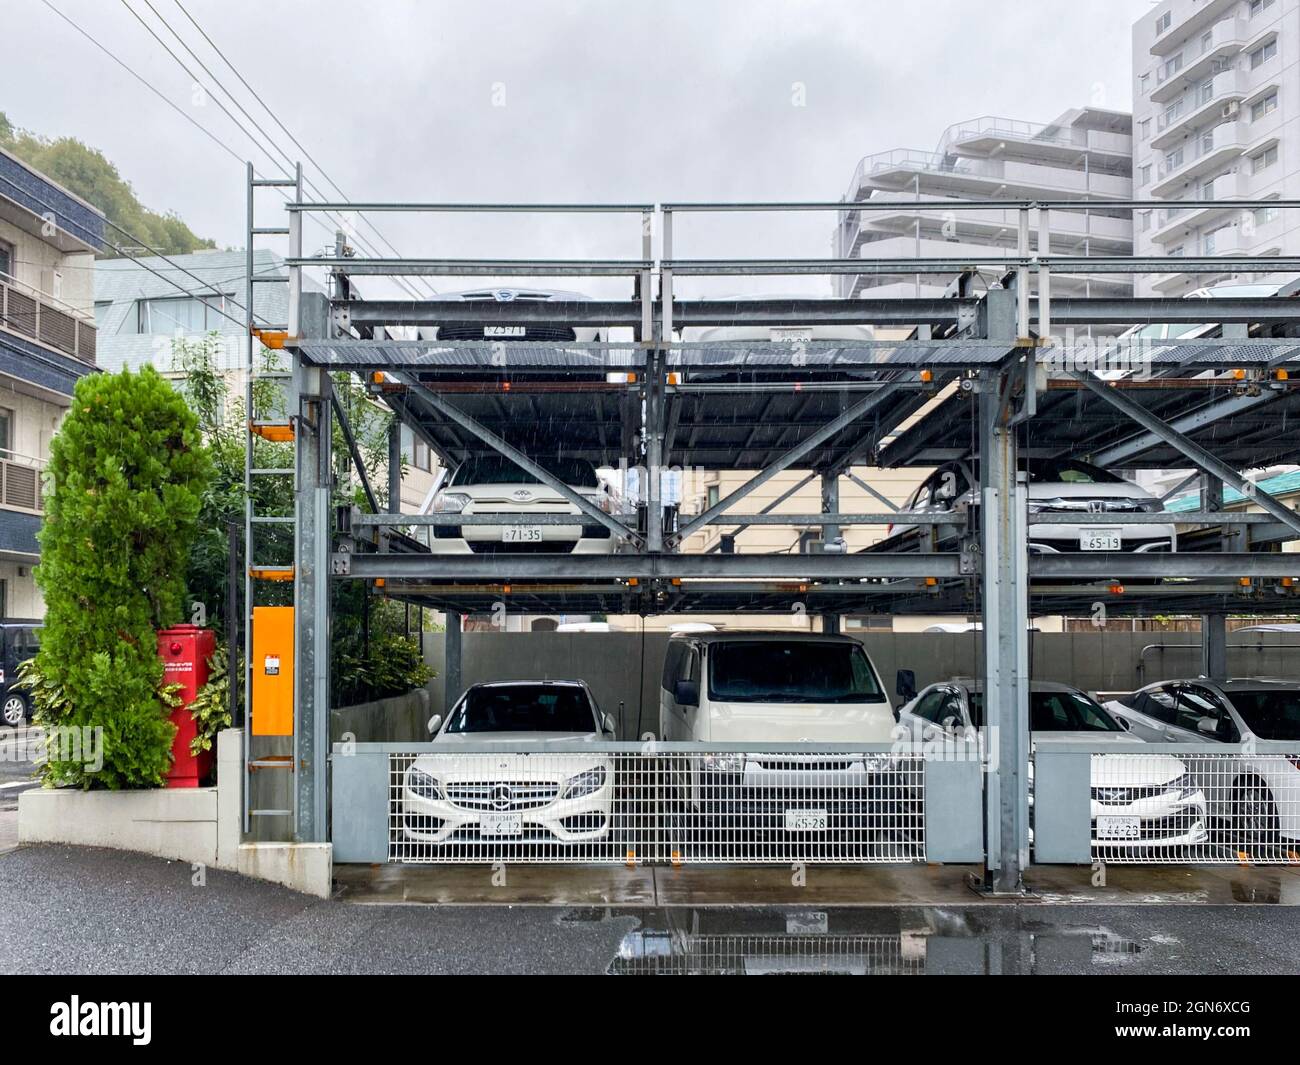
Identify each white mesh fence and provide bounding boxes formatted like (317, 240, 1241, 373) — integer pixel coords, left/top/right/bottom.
(388, 747, 926, 865)
(1089, 750, 1300, 864)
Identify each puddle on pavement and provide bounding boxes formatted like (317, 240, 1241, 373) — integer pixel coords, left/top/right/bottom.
(558, 907, 1167, 974)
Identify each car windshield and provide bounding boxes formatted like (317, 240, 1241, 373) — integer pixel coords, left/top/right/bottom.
(451, 456, 598, 487)
(1228, 689, 1300, 741)
(1023, 458, 1124, 485)
(708, 641, 884, 703)
(445, 685, 597, 733)
(967, 690, 1122, 731)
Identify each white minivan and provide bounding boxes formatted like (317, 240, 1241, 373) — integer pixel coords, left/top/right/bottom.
(658, 632, 904, 849)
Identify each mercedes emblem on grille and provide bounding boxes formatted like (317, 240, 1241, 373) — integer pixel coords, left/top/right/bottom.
(491, 784, 513, 810)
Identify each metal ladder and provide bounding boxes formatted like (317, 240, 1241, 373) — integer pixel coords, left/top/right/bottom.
(242, 163, 302, 832)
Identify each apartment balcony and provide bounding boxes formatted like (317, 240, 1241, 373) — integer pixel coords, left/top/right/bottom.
(940, 116, 1132, 167)
(1150, 69, 1249, 149)
(0, 274, 96, 365)
(841, 202, 1131, 260)
(1150, 122, 1247, 197)
(1148, 171, 1251, 244)
(1150, 0, 1241, 56)
(851, 150, 1132, 203)
(1149, 18, 1247, 104)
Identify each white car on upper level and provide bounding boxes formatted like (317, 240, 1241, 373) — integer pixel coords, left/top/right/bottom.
(429, 455, 629, 555)
(869, 456, 1175, 556)
(677, 293, 874, 382)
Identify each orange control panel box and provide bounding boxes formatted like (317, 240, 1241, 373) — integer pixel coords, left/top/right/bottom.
(251, 606, 294, 736)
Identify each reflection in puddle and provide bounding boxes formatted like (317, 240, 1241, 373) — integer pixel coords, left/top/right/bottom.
(590, 908, 1157, 975)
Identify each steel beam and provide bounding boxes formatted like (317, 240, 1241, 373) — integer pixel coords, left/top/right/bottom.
(331, 391, 379, 515)
(389, 372, 639, 543)
(1201, 477, 1228, 680)
(1091, 390, 1283, 467)
(335, 551, 966, 580)
(674, 383, 907, 541)
(1073, 372, 1300, 539)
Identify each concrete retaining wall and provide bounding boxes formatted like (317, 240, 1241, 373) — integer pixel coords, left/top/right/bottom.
(18, 728, 331, 897)
(331, 687, 431, 743)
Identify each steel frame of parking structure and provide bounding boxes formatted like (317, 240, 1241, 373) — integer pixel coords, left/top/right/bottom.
(247, 174, 1300, 894)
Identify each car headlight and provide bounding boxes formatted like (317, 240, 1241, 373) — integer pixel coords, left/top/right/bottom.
(431, 491, 472, 514)
(1166, 772, 1200, 800)
(406, 767, 442, 800)
(700, 754, 744, 774)
(563, 765, 607, 800)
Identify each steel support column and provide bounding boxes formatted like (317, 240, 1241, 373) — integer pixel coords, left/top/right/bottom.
(294, 295, 331, 844)
(980, 292, 1030, 896)
(821, 471, 840, 636)
(388, 419, 403, 514)
(444, 610, 463, 710)
(1201, 476, 1228, 680)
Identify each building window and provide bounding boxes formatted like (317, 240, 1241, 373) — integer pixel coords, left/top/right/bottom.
(1168, 244, 1185, 257)
(1163, 53, 1183, 79)
(1140, 210, 1152, 232)
(0, 408, 14, 458)
(1200, 30, 1212, 53)
(1139, 117, 1151, 139)
(1140, 163, 1152, 185)
(412, 437, 431, 472)
(135, 295, 229, 334)
(1250, 0, 1275, 17)
(1166, 147, 1184, 170)
(0, 240, 12, 281)
(706, 484, 720, 508)
(1251, 92, 1278, 121)
(1203, 229, 1219, 254)
(1198, 79, 1213, 105)
(1250, 40, 1277, 69)
(1139, 72, 1151, 94)
(1251, 144, 1278, 173)
(1155, 11, 1171, 34)
(1163, 99, 1183, 126)
(1253, 203, 1280, 226)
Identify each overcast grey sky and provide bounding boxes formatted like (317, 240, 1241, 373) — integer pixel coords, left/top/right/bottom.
(6, 0, 1153, 297)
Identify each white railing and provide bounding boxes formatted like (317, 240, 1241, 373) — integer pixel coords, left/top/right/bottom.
(388, 745, 927, 865)
(0, 274, 96, 364)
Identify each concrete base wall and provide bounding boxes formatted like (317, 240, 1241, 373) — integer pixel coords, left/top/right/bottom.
(331, 687, 430, 743)
(423, 631, 1300, 739)
(17, 728, 332, 897)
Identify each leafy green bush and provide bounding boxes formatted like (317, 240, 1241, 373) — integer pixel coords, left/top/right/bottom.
(32, 368, 211, 788)
(188, 646, 231, 758)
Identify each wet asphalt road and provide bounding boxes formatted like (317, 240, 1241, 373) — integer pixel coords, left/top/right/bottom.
(1, 843, 1300, 974)
(0, 727, 40, 855)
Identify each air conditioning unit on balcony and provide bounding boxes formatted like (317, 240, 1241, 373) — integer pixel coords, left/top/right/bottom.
(1221, 101, 1240, 118)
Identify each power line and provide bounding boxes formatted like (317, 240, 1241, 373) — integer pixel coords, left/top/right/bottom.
(168, 0, 438, 299)
(122, 0, 433, 302)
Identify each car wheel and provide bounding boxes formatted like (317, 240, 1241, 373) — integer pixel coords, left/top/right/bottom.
(1, 693, 26, 728)
(1234, 779, 1280, 851)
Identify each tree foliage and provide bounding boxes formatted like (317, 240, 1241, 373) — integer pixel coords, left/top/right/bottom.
(33, 368, 212, 788)
(0, 112, 214, 258)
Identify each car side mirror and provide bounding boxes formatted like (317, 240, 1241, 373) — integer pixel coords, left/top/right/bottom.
(1197, 716, 1218, 736)
(674, 679, 700, 707)
(1115, 714, 1131, 731)
(601, 712, 617, 736)
(896, 669, 916, 702)
(426, 714, 442, 735)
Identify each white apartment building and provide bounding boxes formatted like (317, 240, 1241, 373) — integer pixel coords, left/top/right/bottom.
(1133, 0, 1299, 295)
(835, 108, 1134, 301)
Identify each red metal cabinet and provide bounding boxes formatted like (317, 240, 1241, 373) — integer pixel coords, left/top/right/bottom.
(158, 624, 217, 788)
